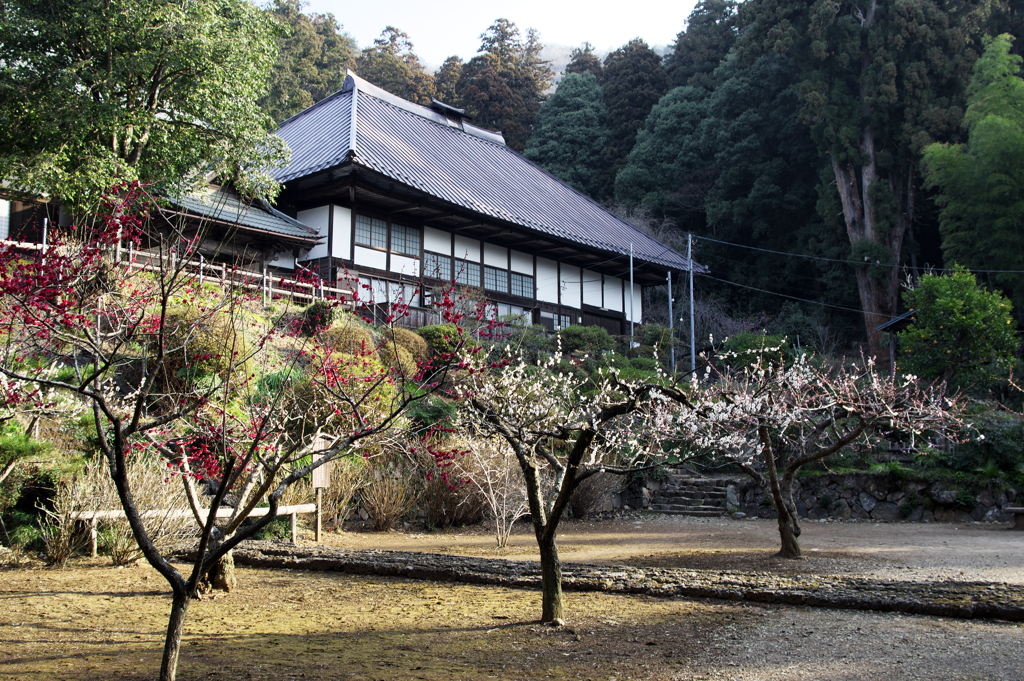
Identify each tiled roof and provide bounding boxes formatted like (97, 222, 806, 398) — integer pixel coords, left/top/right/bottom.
(273, 72, 699, 272)
(172, 186, 318, 242)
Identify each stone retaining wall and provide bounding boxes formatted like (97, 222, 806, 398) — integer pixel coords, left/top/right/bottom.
(731, 474, 1018, 523)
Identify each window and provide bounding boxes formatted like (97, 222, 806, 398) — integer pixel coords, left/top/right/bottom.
(510, 272, 533, 298)
(0, 199, 8, 241)
(423, 252, 452, 280)
(390, 223, 420, 256)
(454, 260, 480, 287)
(355, 214, 386, 249)
(559, 314, 573, 330)
(484, 266, 508, 293)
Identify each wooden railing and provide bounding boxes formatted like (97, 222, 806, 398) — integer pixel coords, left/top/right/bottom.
(75, 503, 318, 556)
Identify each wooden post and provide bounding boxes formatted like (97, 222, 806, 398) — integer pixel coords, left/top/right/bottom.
(115, 228, 122, 263)
(290, 512, 298, 544)
(199, 255, 204, 287)
(315, 488, 323, 543)
(90, 518, 98, 558)
(262, 264, 267, 308)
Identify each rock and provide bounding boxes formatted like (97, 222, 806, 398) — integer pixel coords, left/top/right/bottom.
(796, 500, 808, 517)
(358, 507, 369, 521)
(859, 492, 878, 513)
(970, 505, 986, 522)
(906, 506, 924, 522)
(983, 506, 1008, 523)
(871, 502, 901, 522)
(953, 510, 974, 523)
(977, 490, 994, 508)
(726, 485, 740, 508)
(930, 489, 958, 506)
(851, 505, 870, 520)
(922, 509, 935, 522)
(887, 491, 904, 503)
(731, 512, 746, 520)
(831, 499, 852, 520)
(808, 506, 828, 520)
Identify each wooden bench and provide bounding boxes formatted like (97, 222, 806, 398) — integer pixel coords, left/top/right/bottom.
(1005, 507, 1024, 530)
(76, 503, 317, 557)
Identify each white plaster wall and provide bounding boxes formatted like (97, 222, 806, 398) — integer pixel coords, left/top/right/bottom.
(510, 250, 532, 274)
(389, 253, 420, 276)
(424, 226, 450, 254)
(483, 243, 507, 268)
(354, 246, 386, 271)
(536, 257, 558, 304)
(297, 206, 330, 260)
(582, 269, 602, 307)
(454, 235, 480, 262)
(560, 263, 581, 310)
(628, 282, 642, 323)
(268, 250, 295, 269)
(604, 276, 623, 312)
(332, 206, 351, 259)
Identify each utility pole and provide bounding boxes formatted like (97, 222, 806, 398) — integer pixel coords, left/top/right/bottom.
(667, 270, 674, 374)
(688, 234, 695, 375)
(629, 243, 635, 341)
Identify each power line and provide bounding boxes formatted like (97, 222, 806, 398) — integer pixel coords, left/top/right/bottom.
(694, 234, 1024, 275)
(702, 274, 870, 315)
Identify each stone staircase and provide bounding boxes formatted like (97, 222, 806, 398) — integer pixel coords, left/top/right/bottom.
(648, 474, 730, 517)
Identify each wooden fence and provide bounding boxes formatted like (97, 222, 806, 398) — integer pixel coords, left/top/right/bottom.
(75, 503, 318, 557)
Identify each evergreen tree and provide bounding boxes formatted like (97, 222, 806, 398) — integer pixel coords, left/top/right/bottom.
(564, 42, 603, 79)
(434, 56, 464, 105)
(260, 0, 356, 124)
(523, 72, 610, 197)
(355, 26, 435, 105)
(923, 34, 1024, 317)
(665, 0, 739, 90)
(600, 38, 670, 200)
(455, 19, 553, 151)
(0, 0, 287, 208)
(738, 0, 989, 365)
(617, 55, 852, 323)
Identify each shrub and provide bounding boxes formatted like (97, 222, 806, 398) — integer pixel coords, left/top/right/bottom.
(361, 466, 418, 531)
(722, 332, 787, 371)
(159, 304, 254, 386)
(300, 301, 335, 336)
(319, 456, 368, 527)
(383, 327, 430, 362)
(416, 323, 465, 355)
(556, 325, 614, 355)
(79, 456, 197, 565)
(629, 356, 658, 372)
(37, 480, 90, 567)
(568, 472, 617, 519)
(321, 313, 377, 354)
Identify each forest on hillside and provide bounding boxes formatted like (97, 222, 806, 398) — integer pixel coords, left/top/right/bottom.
(264, 0, 1024, 380)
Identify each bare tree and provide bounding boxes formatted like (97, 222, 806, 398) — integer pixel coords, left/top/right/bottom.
(460, 349, 692, 623)
(674, 351, 961, 558)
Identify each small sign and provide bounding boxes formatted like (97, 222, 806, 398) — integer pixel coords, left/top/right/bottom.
(311, 435, 331, 489)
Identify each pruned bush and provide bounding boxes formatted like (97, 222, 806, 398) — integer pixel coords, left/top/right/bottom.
(321, 313, 377, 355)
(567, 472, 618, 519)
(80, 456, 197, 565)
(629, 356, 658, 372)
(557, 325, 614, 355)
(416, 323, 464, 355)
(301, 300, 335, 336)
(383, 326, 430, 362)
(379, 343, 417, 379)
(158, 304, 254, 387)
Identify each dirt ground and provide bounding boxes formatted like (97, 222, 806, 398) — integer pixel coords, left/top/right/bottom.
(2, 515, 1023, 681)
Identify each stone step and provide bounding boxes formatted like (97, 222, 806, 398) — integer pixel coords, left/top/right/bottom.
(654, 495, 727, 506)
(649, 503, 726, 512)
(647, 506, 727, 517)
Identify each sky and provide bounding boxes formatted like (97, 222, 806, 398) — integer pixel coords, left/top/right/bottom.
(302, 0, 699, 67)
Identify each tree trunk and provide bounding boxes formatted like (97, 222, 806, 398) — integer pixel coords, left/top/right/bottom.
(773, 496, 802, 559)
(537, 535, 564, 623)
(159, 590, 190, 681)
(202, 550, 237, 593)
